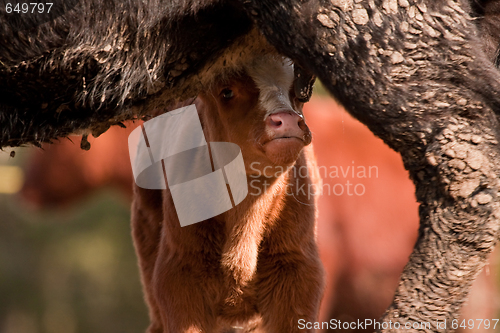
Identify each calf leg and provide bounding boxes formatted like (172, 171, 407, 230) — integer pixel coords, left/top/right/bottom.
(131, 187, 164, 333)
(151, 249, 223, 333)
(255, 243, 324, 333)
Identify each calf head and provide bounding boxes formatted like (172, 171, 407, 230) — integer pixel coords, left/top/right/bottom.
(195, 55, 312, 177)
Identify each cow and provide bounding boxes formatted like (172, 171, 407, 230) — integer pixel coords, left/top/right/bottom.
(7, 1, 500, 329)
(130, 53, 325, 333)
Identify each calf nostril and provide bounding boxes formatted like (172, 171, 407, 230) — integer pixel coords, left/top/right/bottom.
(270, 119, 282, 127)
(267, 111, 304, 133)
(268, 114, 284, 128)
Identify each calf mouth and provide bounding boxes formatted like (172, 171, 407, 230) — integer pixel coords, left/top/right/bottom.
(261, 136, 306, 166)
(267, 136, 304, 144)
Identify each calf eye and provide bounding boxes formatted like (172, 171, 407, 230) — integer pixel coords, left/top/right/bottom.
(221, 88, 234, 100)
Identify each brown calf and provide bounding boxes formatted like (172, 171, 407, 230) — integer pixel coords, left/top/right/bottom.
(131, 55, 324, 333)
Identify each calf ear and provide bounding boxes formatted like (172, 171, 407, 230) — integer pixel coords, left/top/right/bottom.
(293, 64, 316, 103)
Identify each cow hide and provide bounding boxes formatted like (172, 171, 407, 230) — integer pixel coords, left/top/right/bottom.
(0, 0, 259, 147)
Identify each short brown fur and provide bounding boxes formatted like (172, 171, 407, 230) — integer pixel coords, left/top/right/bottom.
(131, 64, 324, 333)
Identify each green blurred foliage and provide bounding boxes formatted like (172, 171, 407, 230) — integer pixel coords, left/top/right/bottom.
(0, 191, 149, 333)
(313, 80, 329, 96)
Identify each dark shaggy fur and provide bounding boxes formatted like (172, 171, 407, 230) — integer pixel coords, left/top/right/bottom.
(0, 0, 253, 147)
(0, 0, 499, 148)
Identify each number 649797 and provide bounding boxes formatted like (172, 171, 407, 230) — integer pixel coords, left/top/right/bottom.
(5, 3, 53, 14)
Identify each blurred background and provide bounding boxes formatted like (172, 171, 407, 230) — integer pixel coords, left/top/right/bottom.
(0, 134, 149, 333)
(0, 88, 498, 333)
